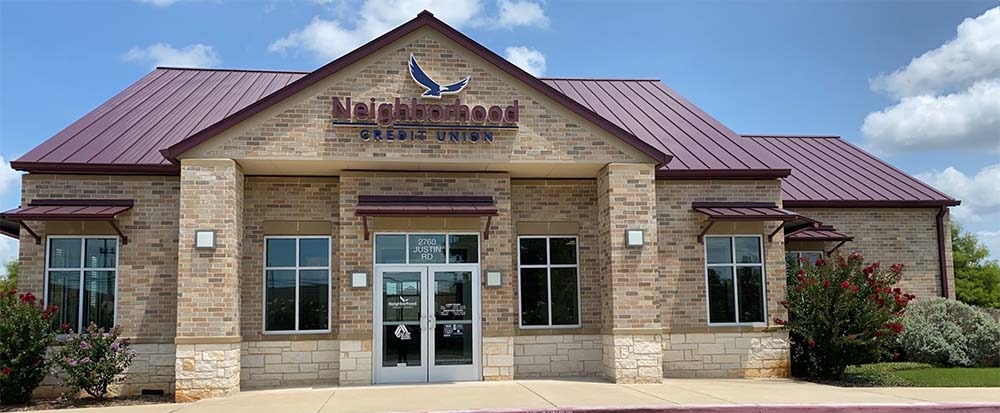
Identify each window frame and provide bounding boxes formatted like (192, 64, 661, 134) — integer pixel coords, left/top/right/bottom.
(516, 235, 582, 329)
(786, 251, 825, 263)
(262, 235, 333, 335)
(372, 232, 481, 265)
(43, 235, 119, 333)
(703, 234, 768, 326)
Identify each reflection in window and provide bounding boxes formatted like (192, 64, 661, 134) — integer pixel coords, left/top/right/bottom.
(264, 237, 330, 332)
(705, 236, 765, 324)
(46, 237, 117, 332)
(518, 236, 580, 327)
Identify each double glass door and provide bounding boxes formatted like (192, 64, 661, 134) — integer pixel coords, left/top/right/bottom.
(374, 265, 480, 383)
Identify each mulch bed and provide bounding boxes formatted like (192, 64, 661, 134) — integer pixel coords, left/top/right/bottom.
(1, 395, 173, 411)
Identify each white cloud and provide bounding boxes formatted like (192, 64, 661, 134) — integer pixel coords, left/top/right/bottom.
(269, 0, 484, 61)
(135, 0, 185, 7)
(872, 7, 1000, 98)
(122, 43, 221, 69)
(976, 231, 1000, 262)
(0, 156, 20, 197)
(916, 163, 1000, 226)
(504, 46, 545, 76)
(496, 0, 549, 28)
(861, 79, 1000, 153)
(863, 7, 1000, 154)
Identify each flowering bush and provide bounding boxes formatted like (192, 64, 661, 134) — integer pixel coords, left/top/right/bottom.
(775, 252, 913, 379)
(53, 323, 135, 399)
(898, 298, 1000, 367)
(0, 289, 58, 405)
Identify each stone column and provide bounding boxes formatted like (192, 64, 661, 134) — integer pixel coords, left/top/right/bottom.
(597, 163, 663, 383)
(174, 159, 244, 402)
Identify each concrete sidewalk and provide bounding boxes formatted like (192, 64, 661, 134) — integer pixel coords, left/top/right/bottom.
(24, 378, 1000, 413)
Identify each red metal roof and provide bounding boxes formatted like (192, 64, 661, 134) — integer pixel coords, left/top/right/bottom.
(692, 202, 800, 221)
(544, 79, 790, 178)
(355, 195, 498, 216)
(786, 225, 853, 242)
(742, 135, 959, 207)
(12, 68, 305, 173)
(1, 199, 134, 221)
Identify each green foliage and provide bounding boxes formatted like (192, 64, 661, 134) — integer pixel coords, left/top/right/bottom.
(898, 297, 1000, 367)
(53, 323, 136, 400)
(777, 252, 913, 380)
(843, 362, 933, 386)
(0, 289, 58, 405)
(0, 261, 17, 293)
(952, 223, 1000, 309)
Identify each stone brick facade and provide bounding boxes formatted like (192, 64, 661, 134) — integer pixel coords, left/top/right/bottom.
(514, 334, 602, 378)
(662, 331, 790, 378)
(789, 207, 954, 300)
(240, 340, 339, 389)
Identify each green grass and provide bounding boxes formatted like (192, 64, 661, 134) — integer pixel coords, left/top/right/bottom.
(843, 362, 1000, 387)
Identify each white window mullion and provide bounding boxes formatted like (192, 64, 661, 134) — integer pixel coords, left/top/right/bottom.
(78, 238, 85, 332)
(545, 237, 553, 325)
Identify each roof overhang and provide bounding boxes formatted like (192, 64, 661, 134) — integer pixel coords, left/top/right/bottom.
(692, 202, 802, 243)
(355, 195, 498, 241)
(9, 161, 179, 175)
(658, 168, 792, 180)
(783, 200, 961, 208)
(0, 199, 134, 245)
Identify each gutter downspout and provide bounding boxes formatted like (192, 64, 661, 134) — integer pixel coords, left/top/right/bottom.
(936, 207, 950, 298)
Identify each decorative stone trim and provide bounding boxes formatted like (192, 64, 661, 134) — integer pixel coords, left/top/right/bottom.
(174, 343, 241, 402)
(338, 339, 372, 385)
(602, 334, 663, 383)
(662, 331, 790, 378)
(482, 336, 514, 380)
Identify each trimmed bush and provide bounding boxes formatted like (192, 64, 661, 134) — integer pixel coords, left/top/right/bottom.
(776, 252, 913, 380)
(0, 289, 58, 405)
(898, 298, 1000, 367)
(53, 323, 136, 400)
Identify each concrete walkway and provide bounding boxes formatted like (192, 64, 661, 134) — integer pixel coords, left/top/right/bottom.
(25, 378, 1000, 413)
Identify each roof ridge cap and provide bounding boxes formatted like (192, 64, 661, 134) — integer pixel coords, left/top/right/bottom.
(740, 134, 842, 139)
(156, 66, 310, 75)
(540, 77, 661, 82)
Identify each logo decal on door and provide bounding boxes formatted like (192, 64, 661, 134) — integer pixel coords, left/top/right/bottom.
(394, 324, 412, 340)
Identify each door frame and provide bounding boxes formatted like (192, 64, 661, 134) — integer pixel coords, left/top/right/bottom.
(371, 232, 483, 384)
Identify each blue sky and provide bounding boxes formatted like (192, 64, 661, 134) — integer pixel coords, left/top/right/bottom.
(1, 0, 998, 267)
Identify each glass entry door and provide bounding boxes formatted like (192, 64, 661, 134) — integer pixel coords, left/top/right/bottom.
(374, 265, 480, 383)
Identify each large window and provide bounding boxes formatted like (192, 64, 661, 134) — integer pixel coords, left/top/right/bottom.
(264, 236, 331, 333)
(374, 233, 479, 264)
(518, 236, 580, 327)
(46, 237, 117, 332)
(705, 235, 766, 325)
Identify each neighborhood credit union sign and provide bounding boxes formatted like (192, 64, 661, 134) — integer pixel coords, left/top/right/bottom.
(330, 54, 518, 144)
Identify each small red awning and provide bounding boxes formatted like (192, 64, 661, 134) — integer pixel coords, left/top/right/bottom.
(786, 225, 853, 242)
(0, 200, 133, 244)
(692, 202, 804, 243)
(355, 195, 498, 240)
(356, 195, 498, 216)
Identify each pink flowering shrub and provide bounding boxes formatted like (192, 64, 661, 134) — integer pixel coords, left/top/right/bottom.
(53, 323, 135, 399)
(0, 289, 58, 404)
(775, 252, 913, 379)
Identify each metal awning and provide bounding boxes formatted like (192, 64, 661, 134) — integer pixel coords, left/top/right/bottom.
(693, 202, 803, 243)
(0, 218, 18, 239)
(786, 224, 854, 253)
(0, 199, 133, 245)
(355, 195, 498, 240)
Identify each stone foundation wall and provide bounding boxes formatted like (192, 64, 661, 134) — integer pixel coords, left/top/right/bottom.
(662, 331, 790, 378)
(338, 339, 372, 385)
(174, 343, 241, 402)
(240, 340, 339, 389)
(602, 334, 662, 383)
(33, 342, 176, 398)
(483, 336, 514, 380)
(513, 334, 602, 378)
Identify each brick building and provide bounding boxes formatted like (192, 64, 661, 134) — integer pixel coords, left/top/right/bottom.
(1, 12, 958, 402)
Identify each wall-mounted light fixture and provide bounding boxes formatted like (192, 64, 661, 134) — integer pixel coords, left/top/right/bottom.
(352, 272, 368, 288)
(625, 229, 644, 247)
(486, 270, 502, 287)
(194, 230, 216, 249)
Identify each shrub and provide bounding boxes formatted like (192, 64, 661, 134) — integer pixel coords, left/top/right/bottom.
(53, 323, 135, 399)
(0, 289, 58, 405)
(842, 362, 933, 386)
(775, 252, 913, 380)
(898, 298, 1000, 367)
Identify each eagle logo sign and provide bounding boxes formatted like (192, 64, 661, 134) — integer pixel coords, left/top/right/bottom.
(409, 53, 470, 98)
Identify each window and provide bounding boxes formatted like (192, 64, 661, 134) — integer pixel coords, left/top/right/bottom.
(374, 233, 479, 264)
(518, 236, 580, 327)
(264, 237, 331, 333)
(786, 251, 824, 271)
(705, 236, 766, 324)
(46, 237, 117, 332)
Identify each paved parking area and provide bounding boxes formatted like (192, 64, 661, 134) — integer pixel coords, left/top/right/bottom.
(24, 378, 1000, 413)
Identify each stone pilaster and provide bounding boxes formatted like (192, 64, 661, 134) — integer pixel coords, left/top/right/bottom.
(483, 336, 514, 380)
(597, 163, 663, 383)
(174, 159, 244, 402)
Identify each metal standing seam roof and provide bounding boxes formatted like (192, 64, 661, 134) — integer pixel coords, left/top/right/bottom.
(786, 225, 853, 242)
(0, 199, 134, 221)
(741, 135, 959, 207)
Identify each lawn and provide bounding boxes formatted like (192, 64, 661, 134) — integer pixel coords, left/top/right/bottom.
(843, 362, 1000, 387)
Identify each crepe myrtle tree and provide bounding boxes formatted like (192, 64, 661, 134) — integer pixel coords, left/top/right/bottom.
(775, 252, 913, 380)
(53, 323, 135, 400)
(0, 289, 58, 405)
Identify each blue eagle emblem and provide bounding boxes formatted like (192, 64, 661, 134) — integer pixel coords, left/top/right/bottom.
(408, 53, 470, 98)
